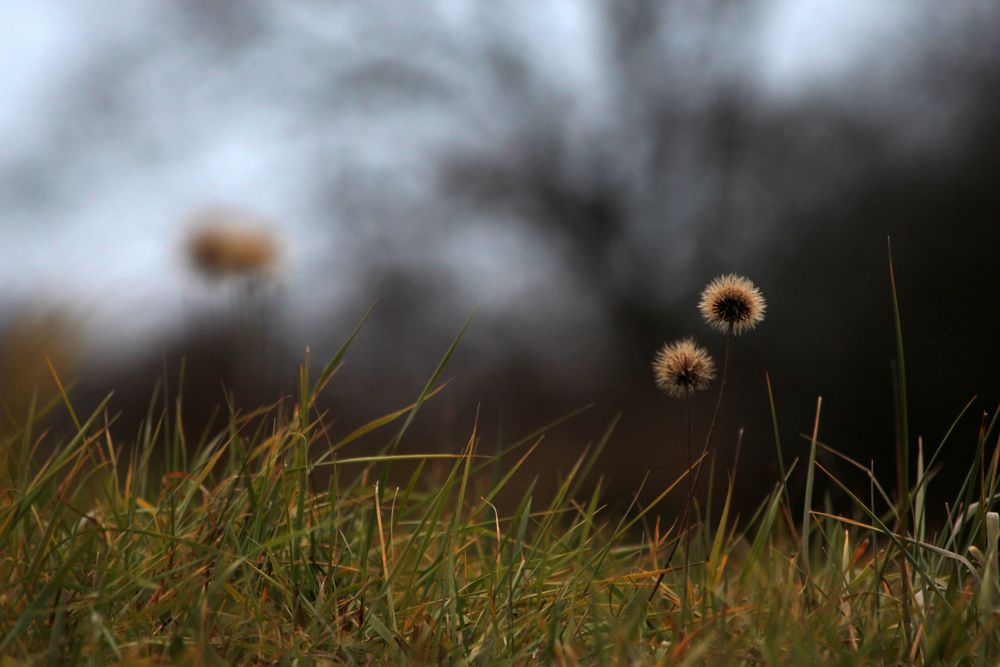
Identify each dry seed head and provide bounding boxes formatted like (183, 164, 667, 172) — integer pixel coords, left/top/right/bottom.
(185, 207, 280, 279)
(652, 338, 716, 398)
(698, 274, 766, 335)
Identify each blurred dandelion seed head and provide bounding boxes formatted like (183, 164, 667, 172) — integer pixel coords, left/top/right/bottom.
(698, 274, 766, 335)
(652, 337, 716, 398)
(185, 207, 281, 280)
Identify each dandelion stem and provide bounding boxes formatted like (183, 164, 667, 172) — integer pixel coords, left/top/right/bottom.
(649, 332, 733, 607)
(686, 398, 693, 508)
(682, 396, 693, 630)
(686, 328, 733, 501)
(701, 329, 733, 460)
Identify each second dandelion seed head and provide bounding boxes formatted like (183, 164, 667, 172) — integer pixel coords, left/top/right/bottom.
(698, 274, 766, 335)
(652, 338, 716, 398)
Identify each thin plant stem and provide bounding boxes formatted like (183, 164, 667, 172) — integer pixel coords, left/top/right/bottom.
(701, 329, 734, 464)
(682, 396, 692, 631)
(686, 398, 693, 513)
(649, 330, 734, 606)
(684, 393, 694, 506)
(677, 329, 733, 540)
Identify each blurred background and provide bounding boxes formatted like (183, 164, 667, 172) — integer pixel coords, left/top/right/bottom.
(1, 1, 998, 513)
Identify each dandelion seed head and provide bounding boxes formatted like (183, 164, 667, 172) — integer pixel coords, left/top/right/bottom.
(652, 338, 716, 398)
(185, 207, 280, 279)
(698, 274, 766, 335)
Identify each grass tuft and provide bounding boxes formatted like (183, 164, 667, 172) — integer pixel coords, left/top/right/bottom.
(1, 290, 997, 664)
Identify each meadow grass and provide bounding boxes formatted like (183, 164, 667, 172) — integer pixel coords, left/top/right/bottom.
(2, 276, 999, 665)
